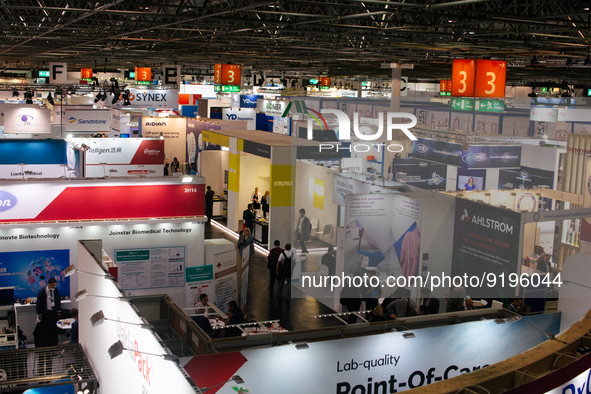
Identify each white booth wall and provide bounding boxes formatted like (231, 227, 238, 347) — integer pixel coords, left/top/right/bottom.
(295, 160, 338, 245)
(201, 150, 229, 196)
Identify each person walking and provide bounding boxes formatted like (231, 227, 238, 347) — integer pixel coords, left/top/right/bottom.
(276, 243, 294, 301)
(205, 186, 215, 223)
(295, 208, 311, 255)
(267, 240, 284, 292)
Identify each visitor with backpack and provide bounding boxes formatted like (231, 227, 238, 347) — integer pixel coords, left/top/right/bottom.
(267, 240, 284, 292)
(276, 243, 294, 301)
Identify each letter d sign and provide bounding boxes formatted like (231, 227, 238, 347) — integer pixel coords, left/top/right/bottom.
(162, 65, 181, 85)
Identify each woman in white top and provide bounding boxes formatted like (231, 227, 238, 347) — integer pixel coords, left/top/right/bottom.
(251, 187, 262, 216)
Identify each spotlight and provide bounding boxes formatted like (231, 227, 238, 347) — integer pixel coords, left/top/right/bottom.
(100, 91, 106, 102)
(122, 89, 131, 106)
(24, 89, 33, 104)
(159, 132, 164, 140)
(112, 94, 119, 105)
(528, 89, 538, 98)
(12, 89, 19, 97)
(47, 92, 54, 105)
(94, 92, 101, 103)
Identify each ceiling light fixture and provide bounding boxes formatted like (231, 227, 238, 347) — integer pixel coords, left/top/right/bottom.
(91, 310, 153, 329)
(107, 340, 177, 361)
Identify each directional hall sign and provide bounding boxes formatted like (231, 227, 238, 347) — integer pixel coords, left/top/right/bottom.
(474, 60, 507, 98)
(451, 59, 476, 97)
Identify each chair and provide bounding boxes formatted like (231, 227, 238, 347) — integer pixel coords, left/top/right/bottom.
(316, 224, 333, 241)
(309, 217, 319, 235)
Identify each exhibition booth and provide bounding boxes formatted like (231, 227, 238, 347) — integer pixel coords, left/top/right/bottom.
(200, 128, 341, 249)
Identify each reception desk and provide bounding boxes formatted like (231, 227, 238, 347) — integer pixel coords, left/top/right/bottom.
(253, 219, 268, 245)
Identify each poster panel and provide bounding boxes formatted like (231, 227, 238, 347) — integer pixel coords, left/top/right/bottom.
(498, 166, 554, 190)
(213, 250, 238, 314)
(64, 109, 111, 132)
(186, 265, 215, 309)
(114, 246, 185, 290)
(392, 158, 447, 190)
(4, 107, 51, 134)
(139, 117, 187, 165)
(451, 198, 522, 298)
(241, 249, 249, 309)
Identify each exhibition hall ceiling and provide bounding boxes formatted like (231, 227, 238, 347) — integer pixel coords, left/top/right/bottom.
(1, 0, 591, 84)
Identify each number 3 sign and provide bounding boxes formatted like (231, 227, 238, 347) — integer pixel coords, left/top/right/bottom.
(215, 64, 241, 86)
(451, 59, 475, 97)
(474, 60, 506, 98)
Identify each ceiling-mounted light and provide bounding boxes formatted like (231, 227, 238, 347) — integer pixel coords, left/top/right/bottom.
(24, 89, 33, 104)
(122, 89, 131, 106)
(12, 89, 19, 97)
(528, 89, 538, 98)
(94, 92, 101, 103)
(47, 92, 54, 105)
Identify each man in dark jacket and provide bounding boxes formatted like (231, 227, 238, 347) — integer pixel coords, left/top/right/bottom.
(420, 287, 440, 315)
(36, 278, 61, 322)
(295, 208, 312, 255)
(243, 204, 255, 233)
(205, 186, 215, 223)
(267, 240, 284, 292)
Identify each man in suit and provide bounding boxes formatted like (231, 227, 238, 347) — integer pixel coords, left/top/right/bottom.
(243, 204, 255, 233)
(536, 253, 552, 275)
(36, 278, 61, 322)
(508, 298, 523, 315)
(295, 208, 312, 255)
(204, 186, 215, 223)
(420, 287, 439, 315)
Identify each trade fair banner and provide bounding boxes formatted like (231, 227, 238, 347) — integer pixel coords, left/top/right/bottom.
(344, 193, 422, 293)
(213, 249, 238, 314)
(467, 145, 521, 169)
(221, 108, 256, 129)
(3, 107, 51, 134)
(52, 105, 93, 125)
(452, 198, 522, 298)
(180, 105, 199, 118)
(498, 166, 554, 190)
(181, 313, 560, 393)
(139, 117, 187, 165)
(333, 174, 398, 206)
(0, 140, 69, 179)
(82, 138, 164, 177)
(106, 88, 179, 109)
(392, 158, 447, 190)
(239, 95, 260, 108)
(0, 249, 70, 299)
(411, 138, 463, 167)
(64, 109, 111, 133)
(0, 178, 205, 223)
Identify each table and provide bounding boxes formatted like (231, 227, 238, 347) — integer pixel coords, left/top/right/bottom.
(212, 197, 227, 219)
(253, 218, 269, 245)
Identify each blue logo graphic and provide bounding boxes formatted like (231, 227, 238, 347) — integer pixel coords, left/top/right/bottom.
(0, 191, 17, 212)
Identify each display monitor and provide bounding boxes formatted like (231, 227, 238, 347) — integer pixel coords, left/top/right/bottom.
(0, 288, 15, 306)
(458, 175, 484, 191)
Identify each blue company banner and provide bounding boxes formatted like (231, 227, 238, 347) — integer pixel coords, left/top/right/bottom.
(499, 166, 554, 190)
(0, 140, 68, 165)
(467, 145, 521, 169)
(392, 158, 447, 190)
(0, 249, 71, 300)
(240, 95, 261, 108)
(411, 138, 463, 167)
(181, 105, 199, 118)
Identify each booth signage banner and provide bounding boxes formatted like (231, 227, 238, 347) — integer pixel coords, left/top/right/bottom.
(270, 165, 294, 207)
(110, 108, 121, 131)
(309, 177, 325, 210)
(240, 95, 260, 108)
(107, 88, 179, 109)
(3, 107, 51, 134)
(530, 107, 558, 122)
(0, 179, 205, 222)
(259, 99, 287, 116)
(53, 105, 93, 125)
(114, 246, 185, 290)
(222, 108, 256, 129)
(412, 138, 463, 167)
(0, 249, 70, 299)
(213, 249, 238, 314)
(341, 158, 363, 173)
(140, 117, 187, 164)
(83, 139, 164, 177)
(185, 265, 216, 310)
(181, 84, 216, 98)
(181, 105, 199, 118)
(452, 198, 521, 298)
(64, 109, 111, 132)
(182, 313, 559, 393)
(0, 165, 68, 179)
(467, 145, 521, 169)
(0, 140, 67, 165)
(524, 207, 591, 223)
(498, 166, 554, 190)
(242, 140, 271, 159)
(392, 158, 447, 191)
